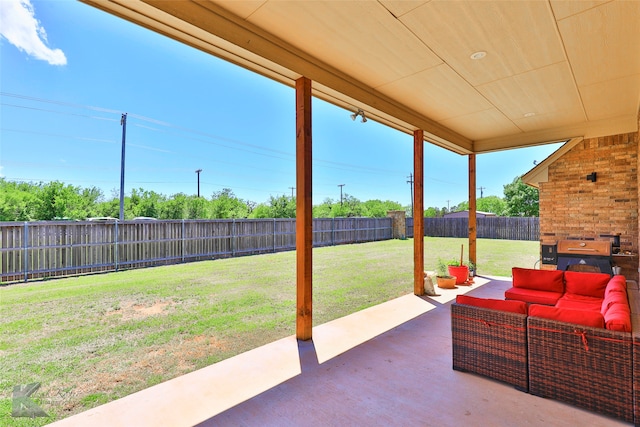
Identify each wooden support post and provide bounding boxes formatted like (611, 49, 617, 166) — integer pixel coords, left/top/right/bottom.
(414, 130, 425, 295)
(296, 77, 313, 341)
(468, 154, 477, 270)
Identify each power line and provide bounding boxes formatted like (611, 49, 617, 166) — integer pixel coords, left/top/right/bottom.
(0, 92, 122, 114)
(0, 103, 119, 121)
(2, 91, 468, 204)
(2, 93, 462, 190)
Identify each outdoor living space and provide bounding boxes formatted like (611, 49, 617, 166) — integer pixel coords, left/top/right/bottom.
(50, 275, 629, 427)
(7, 2, 639, 426)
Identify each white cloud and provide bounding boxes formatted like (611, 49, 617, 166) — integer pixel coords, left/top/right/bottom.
(0, 0, 67, 65)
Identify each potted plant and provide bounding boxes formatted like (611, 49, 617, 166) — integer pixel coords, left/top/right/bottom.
(436, 258, 457, 289)
(445, 259, 470, 285)
(467, 260, 476, 277)
(445, 245, 472, 285)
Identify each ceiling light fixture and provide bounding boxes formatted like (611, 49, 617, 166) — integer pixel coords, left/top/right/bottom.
(350, 108, 367, 123)
(524, 112, 536, 117)
(470, 51, 486, 60)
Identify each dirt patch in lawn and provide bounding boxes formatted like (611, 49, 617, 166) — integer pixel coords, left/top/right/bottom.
(47, 334, 226, 415)
(105, 300, 173, 321)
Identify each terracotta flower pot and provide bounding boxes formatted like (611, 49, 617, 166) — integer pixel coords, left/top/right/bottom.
(448, 265, 469, 285)
(437, 276, 457, 289)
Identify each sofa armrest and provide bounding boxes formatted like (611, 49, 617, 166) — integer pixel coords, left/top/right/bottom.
(628, 281, 640, 316)
(451, 303, 528, 391)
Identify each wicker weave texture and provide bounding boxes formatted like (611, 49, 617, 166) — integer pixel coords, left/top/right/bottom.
(451, 303, 528, 391)
(528, 317, 633, 423)
(629, 294, 640, 425)
(634, 339, 640, 426)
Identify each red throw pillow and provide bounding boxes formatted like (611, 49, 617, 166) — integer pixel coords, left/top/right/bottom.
(603, 303, 631, 332)
(512, 267, 564, 292)
(605, 275, 627, 297)
(456, 295, 527, 314)
(564, 271, 610, 298)
(605, 283, 627, 298)
(601, 291, 628, 314)
(528, 304, 605, 328)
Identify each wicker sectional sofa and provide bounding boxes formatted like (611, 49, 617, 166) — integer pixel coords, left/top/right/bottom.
(451, 268, 639, 424)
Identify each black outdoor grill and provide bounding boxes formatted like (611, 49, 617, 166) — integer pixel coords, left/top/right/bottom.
(556, 239, 613, 275)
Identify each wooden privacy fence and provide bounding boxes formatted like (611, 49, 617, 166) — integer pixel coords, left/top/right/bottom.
(406, 217, 539, 241)
(0, 217, 391, 283)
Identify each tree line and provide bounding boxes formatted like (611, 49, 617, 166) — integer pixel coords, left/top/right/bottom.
(429, 176, 539, 217)
(0, 176, 537, 221)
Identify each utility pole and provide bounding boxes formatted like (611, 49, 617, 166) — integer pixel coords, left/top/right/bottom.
(406, 173, 414, 217)
(195, 169, 202, 197)
(338, 184, 345, 206)
(446, 199, 451, 212)
(119, 113, 127, 221)
(289, 187, 295, 198)
(478, 186, 485, 198)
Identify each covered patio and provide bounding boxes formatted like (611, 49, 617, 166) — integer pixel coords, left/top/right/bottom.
(63, 1, 640, 425)
(51, 276, 628, 426)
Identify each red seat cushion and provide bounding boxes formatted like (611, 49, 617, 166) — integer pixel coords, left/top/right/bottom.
(564, 270, 611, 298)
(456, 294, 527, 314)
(512, 267, 564, 292)
(529, 304, 605, 329)
(504, 287, 563, 306)
(556, 293, 603, 312)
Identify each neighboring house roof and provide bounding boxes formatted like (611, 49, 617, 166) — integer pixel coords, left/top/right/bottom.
(444, 210, 497, 218)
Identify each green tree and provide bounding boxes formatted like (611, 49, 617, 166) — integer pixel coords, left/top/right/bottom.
(267, 195, 296, 218)
(455, 196, 507, 215)
(34, 181, 87, 220)
(312, 198, 335, 218)
(70, 186, 103, 219)
(0, 179, 38, 221)
(0, 178, 418, 223)
(160, 193, 188, 219)
(335, 194, 362, 217)
(248, 203, 272, 218)
(424, 206, 441, 218)
(96, 198, 120, 218)
(360, 199, 402, 218)
(210, 188, 249, 219)
(478, 196, 507, 215)
(186, 196, 208, 219)
(129, 188, 164, 219)
(503, 176, 539, 217)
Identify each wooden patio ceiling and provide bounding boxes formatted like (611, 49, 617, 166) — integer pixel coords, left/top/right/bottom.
(81, 0, 640, 155)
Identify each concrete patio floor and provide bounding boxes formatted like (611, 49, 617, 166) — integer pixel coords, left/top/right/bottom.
(51, 276, 631, 427)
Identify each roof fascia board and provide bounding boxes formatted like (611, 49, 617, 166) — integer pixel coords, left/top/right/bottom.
(521, 137, 584, 188)
(474, 114, 638, 153)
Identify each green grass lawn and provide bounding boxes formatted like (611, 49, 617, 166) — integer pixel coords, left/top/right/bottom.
(0, 237, 538, 425)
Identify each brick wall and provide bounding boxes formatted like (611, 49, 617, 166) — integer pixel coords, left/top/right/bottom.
(539, 125, 639, 281)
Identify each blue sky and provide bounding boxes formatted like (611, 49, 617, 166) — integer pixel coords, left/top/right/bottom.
(0, 0, 562, 209)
